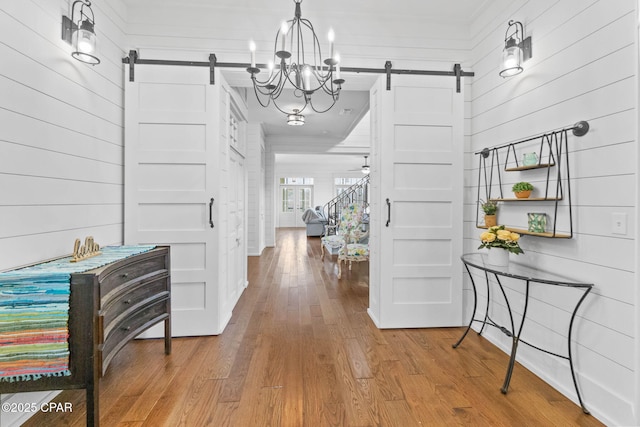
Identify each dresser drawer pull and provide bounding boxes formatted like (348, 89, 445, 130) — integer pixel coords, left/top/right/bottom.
(121, 326, 131, 331)
(123, 299, 132, 305)
(121, 273, 129, 279)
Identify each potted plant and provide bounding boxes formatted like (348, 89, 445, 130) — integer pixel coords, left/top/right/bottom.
(512, 181, 534, 198)
(478, 225, 524, 266)
(480, 199, 498, 227)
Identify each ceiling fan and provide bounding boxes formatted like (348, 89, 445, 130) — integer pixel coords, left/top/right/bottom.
(349, 155, 370, 174)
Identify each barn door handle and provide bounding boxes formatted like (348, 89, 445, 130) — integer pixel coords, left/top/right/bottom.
(209, 198, 215, 228)
(386, 198, 391, 227)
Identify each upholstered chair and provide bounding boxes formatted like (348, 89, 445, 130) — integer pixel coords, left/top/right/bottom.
(321, 204, 369, 278)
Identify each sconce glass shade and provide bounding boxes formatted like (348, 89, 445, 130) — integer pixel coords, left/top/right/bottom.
(72, 20, 100, 65)
(499, 37, 523, 77)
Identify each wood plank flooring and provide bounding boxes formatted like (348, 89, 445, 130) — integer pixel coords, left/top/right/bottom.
(23, 228, 603, 426)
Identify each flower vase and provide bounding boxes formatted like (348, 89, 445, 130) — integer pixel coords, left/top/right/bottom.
(487, 249, 509, 266)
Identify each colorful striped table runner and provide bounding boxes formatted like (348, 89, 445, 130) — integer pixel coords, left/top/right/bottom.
(0, 245, 156, 382)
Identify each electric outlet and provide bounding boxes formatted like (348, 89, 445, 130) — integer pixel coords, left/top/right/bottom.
(612, 212, 627, 235)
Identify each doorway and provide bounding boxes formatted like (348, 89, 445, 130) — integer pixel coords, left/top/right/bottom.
(278, 179, 313, 228)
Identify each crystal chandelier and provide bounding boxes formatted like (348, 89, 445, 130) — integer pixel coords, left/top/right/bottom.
(246, 0, 344, 120)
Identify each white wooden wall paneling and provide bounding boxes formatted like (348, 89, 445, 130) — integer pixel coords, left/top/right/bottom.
(473, 48, 635, 140)
(124, 3, 474, 70)
(0, 204, 121, 237)
(1, 1, 126, 273)
(1, 137, 121, 183)
(0, 172, 122, 207)
(0, 73, 122, 146)
(0, 40, 124, 127)
(472, 2, 634, 116)
(468, 0, 637, 423)
(2, 1, 126, 99)
(0, 107, 122, 165)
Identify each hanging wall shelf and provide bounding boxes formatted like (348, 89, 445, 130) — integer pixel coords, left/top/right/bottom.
(475, 121, 590, 238)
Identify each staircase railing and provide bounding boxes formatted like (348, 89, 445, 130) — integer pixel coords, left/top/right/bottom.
(323, 175, 370, 234)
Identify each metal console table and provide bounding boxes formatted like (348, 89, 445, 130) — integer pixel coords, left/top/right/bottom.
(454, 253, 593, 414)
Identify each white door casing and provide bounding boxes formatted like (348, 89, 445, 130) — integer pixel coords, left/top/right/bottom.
(125, 64, 238, 336)
(368, 74, 464, 328)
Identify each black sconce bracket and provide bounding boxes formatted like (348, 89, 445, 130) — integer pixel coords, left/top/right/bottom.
(521, 35, 533, 62)
(61, 15, 75, 44)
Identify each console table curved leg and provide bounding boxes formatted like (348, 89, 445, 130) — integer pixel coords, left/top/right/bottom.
(453, 264, 478, 348)
(478, 270, 491, 335)
(568, 287, 593, 414)
(497, 277, 531, 394)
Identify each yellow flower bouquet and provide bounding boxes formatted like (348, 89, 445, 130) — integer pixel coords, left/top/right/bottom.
(478, 225, 524, 255)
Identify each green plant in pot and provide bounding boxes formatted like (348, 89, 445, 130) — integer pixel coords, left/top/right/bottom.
(480, 199, 498, 227)
(512, 182, 534, 199)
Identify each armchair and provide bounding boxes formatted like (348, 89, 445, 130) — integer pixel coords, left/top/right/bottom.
(321, 204, 369, 278)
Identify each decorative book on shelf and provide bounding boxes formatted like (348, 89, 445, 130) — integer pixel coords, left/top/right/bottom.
(474, 121, 590, 238)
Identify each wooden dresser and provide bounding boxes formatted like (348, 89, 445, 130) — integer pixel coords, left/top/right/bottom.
(0, 246, 171, 427)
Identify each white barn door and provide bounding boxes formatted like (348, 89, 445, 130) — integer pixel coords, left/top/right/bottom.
(125, 65, 223, 336)
(369, 74, 464, 328)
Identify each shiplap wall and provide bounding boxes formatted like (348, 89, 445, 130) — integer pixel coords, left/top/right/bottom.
(466, 1, 637, 425)
(0, 0, 127, 271)
(0, 0, 127, 424)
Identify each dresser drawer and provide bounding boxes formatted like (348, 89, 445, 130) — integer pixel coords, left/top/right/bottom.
(100, 297, 170, 374)
(100, 278, 169, 342)
(99, 252, 168, 304)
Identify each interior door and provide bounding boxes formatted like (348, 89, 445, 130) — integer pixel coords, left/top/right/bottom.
(278, 185, 313, 227)
(124, 64, 220, 337)
(369, 74, 464, 328)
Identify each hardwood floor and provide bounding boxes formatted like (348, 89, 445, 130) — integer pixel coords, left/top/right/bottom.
(24, 228, 603, 426)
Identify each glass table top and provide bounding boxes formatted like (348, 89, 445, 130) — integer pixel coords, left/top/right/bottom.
(461, 253, 593, 288)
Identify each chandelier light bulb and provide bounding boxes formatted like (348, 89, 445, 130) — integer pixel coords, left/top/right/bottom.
(280, 21, 289, 52)
(303, 66, 312, 91)
(328, 28, 335, 59)
(249, 40, 256, 68)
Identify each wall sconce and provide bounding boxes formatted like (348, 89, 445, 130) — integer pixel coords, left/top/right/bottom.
(499, 20, 531, 78)
(61, 0, 100, 65)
